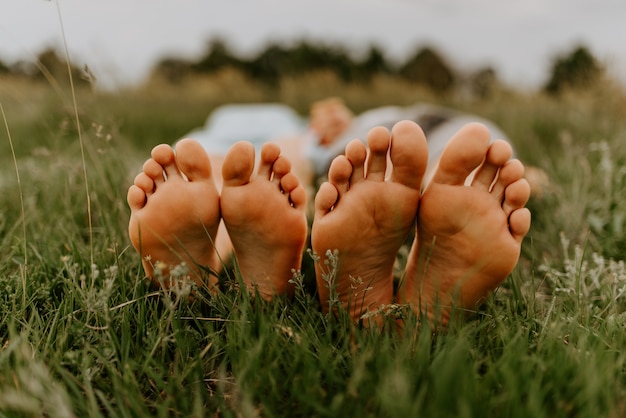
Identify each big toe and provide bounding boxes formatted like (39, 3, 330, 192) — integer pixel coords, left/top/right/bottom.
(432, 122, 491, 186)
(389, 120, 428, 190)
(175, 138, 214, 182)
(222, 141, 255, 187)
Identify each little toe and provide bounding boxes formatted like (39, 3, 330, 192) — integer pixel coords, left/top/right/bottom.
(431, 122, 491, 186)
(327, 155, 353, 198)
(502, 178, 531, 218)
(389, 120, 428, 190)
(127, 185, 147, 211)
(257, 142, 281, 179)
(471, 140, 513, 191)
(510, 207, 532, 243)
(345, 139, 367, 184)
(366, 126, 391, 181)
(174, 138, 213, 182)
(223, 141, 255, 187)
(151, 144, 181, 180)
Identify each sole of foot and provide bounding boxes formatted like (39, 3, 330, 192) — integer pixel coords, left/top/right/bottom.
(312, 120, 428, 326)
(127, 138, 221, 291)
(220, 141, 308, 300)
(400, 122, 531, 326)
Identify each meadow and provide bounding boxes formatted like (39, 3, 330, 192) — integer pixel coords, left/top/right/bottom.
(1, 69, 626, 417)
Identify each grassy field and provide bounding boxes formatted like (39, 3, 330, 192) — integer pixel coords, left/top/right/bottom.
(1, 71, 626, 417)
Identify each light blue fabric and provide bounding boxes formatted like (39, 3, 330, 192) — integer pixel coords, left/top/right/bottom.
(183, 103, 306, 155)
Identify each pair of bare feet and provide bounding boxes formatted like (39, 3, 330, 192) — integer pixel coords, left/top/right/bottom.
(127, 139, 307, 300)
(128, 120, 531, 326)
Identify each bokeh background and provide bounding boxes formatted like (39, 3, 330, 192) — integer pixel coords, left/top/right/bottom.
(1, 0, 625, 91)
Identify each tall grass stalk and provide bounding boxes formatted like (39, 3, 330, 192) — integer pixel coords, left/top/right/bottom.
(0, 102, 27, 308)
(56, 0, 94, 267)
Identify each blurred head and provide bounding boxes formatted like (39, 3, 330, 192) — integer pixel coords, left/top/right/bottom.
(309, 97, 353, 146)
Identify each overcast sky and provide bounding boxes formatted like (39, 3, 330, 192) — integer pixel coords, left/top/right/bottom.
(1, 0, 625, 89)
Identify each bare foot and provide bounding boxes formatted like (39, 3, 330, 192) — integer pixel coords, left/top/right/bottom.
(312, 121, 428, 325)
(401, 123, 532, 324)
(127, 139, 221, 290)
(220, 141, 308, 300)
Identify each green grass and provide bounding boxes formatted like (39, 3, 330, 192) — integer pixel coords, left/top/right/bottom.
(1, 74, 626, 417)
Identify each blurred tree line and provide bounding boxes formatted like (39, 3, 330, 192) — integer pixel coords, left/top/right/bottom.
(0, 48, 92, 88)
(150, 39, 605, 96)
(0, 40, 605, 96)
(155, 39, 467, 94)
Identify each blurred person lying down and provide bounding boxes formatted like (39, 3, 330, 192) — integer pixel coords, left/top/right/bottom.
(306, 98, 547, 190)
(178, 99, 547, 201)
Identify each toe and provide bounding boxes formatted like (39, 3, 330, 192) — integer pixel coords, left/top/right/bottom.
(134, 172, 155, 195)
(389, 120, 428, 191)
(280, 172, 307, 210)
(223, 141, 255, 187)
(271, 156, 291, 186)
(174, 138, 213, 182)
(366, 126, 391, 181)
(151, 144, 180, 180)
(471, 140, 513, 191)
(345, 139, 367, 185)
(257, 142, 281, 179)
(510, 207, 531, 243)
(328, 155, 353, 198)
(280, 171, 299, 194)
(127, 185, 147, 211)
(143, 158, 166, 185)
(491, 159, 525, 201)
(289, 184, 307, 210)
(503, 178, 531, 218)
(431, 122, 491, 186)
(314, 182, 339, 218)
